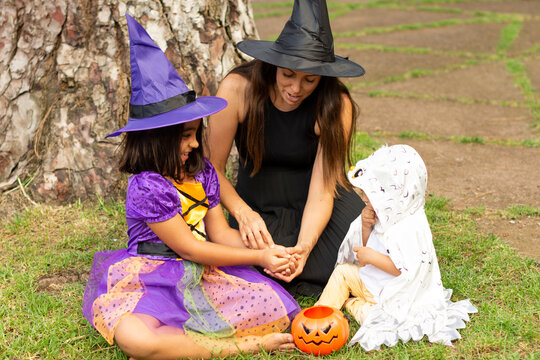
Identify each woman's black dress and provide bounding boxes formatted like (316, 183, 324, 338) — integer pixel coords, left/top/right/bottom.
(231, 95, 365, 296)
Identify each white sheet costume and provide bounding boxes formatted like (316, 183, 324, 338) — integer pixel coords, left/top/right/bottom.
(336, 144, 477, 351)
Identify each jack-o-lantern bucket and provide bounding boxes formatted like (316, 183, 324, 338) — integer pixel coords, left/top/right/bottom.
(291, 306, 349, 355)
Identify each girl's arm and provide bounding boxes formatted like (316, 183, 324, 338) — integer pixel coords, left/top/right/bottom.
(147, 214, 289, 273)
(204, 204, 246, 248)
(205, 203, 297, 276)
(206, 74, 274, 249)
(270, 94, 354, 282)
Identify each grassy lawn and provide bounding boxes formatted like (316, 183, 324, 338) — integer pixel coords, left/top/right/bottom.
(0, 134, 538, 359)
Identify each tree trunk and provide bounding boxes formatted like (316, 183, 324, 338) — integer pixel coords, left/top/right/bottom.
(0, 0, 256, 202)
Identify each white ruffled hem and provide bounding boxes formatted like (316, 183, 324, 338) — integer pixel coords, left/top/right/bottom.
(349, 289, 478, 351)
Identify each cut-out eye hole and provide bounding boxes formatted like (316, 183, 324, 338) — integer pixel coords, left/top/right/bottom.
(302, 324, 312, 334)
(354, 168, 363, 177)
(321, 323, 333, 334)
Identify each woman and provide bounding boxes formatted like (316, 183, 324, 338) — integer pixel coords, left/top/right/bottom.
(207, 0, 366, 296)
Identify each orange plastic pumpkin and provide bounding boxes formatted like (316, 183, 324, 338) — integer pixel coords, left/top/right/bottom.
(291, 306, 349, 355)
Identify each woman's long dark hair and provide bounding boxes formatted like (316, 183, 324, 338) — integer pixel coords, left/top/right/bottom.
(230, 60, 359, 192)
(118, 122, 205, 183)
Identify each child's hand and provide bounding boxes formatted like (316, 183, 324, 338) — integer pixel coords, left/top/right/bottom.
(353, 246, 374, 267)
(353, 246, 401, 276)
(260, 245, 293, 273)
(361, 201, 376, 246)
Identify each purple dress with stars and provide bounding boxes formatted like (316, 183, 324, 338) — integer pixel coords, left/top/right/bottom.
(82, 158, 299, 349)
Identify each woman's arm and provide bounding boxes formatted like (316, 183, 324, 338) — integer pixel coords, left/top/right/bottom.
(206, 74, 274, 249)
(270, 94, 355, 282)
(147, 214, 290, 273)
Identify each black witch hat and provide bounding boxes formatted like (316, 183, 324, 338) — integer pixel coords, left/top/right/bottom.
(237, 0, 364, 77)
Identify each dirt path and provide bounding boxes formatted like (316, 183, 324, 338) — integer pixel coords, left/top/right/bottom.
(252, 0, 540, 261)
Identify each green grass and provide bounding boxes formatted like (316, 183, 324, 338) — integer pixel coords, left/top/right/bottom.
(353, 131, 383, 161)
(351, 59, 483, 90)
(398, 130, 540, 148)
(499, 205, 540, 219)
(367, 89, 530, 108)
(1, 133, 539, 359)
(505, 59, 540, 129)
(333, 14, 520, 39)
(496, 21, 522, 56)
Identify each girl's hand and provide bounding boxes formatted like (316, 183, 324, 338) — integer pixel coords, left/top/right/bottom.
(265, 245, 307, 283)
(264, 247, 299, 278)
(259, 246, 292, 273)
(353, 246, 374, 267)
(235, 206, 275, 250)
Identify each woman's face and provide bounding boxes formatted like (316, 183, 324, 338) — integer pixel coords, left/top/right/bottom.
(180, 119, 201, 164)
(273, 67, 321, 111)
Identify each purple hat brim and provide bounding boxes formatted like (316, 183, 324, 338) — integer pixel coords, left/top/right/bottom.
(106, 96, 227, 138)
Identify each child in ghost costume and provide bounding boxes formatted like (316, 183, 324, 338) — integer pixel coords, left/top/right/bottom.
(315, 144, 477, 351)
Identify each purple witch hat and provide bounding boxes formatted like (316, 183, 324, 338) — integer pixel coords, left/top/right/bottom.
(106, 14, 227, 138)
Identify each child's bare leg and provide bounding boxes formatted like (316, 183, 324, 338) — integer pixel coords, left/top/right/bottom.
(261, 333, 296, 351)
(115, 314, 211, 360)
(115, 314, 295, 360)
(316, 263, 355, 309)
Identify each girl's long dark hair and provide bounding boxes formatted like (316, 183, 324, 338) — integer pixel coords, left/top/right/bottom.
(118, 122, 205, 183)
(230, 60, 359, 192)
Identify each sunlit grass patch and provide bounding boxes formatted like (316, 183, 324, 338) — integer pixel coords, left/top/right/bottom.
(352, 131, 383, 162)
(499, 205, 540, 219)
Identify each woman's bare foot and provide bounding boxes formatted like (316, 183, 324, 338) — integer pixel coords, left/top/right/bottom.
(261, 333, 296, 352)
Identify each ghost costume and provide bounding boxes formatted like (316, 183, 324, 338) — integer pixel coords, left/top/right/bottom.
(319, 144, 477, 351)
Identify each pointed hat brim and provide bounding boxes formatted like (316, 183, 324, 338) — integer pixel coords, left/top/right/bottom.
(238, 40, 364, 77)
(106, 96, 227, 138)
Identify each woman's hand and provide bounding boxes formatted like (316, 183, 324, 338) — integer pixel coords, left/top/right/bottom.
(259, 245, 293, 273)
(235, 205, 275, 249)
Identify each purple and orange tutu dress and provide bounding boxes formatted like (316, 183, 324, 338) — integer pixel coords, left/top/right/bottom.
(82, 159, 300, 351)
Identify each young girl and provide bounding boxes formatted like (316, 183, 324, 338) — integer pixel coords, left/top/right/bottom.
(315, 144, 477, 351)
(82, 15, 299, 359)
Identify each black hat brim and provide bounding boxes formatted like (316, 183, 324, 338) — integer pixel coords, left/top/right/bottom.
(237, 40, 365, 78)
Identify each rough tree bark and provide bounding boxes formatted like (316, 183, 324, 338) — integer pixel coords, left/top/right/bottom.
(0, 0, 256, 203)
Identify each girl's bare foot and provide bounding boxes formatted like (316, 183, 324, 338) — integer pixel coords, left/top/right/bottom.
(261, 333, 296, 352)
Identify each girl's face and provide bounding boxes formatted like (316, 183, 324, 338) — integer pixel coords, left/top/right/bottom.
(273, 67, 321, 111)
(180, 119, 201, 164)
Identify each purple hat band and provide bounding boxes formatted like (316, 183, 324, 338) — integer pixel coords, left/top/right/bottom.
(129, 90, 196, 119)
(106, 14, 227, 138)
(107, 96, 227, 138)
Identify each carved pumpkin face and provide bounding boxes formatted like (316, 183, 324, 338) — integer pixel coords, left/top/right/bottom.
(291, 306, 349, 355)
